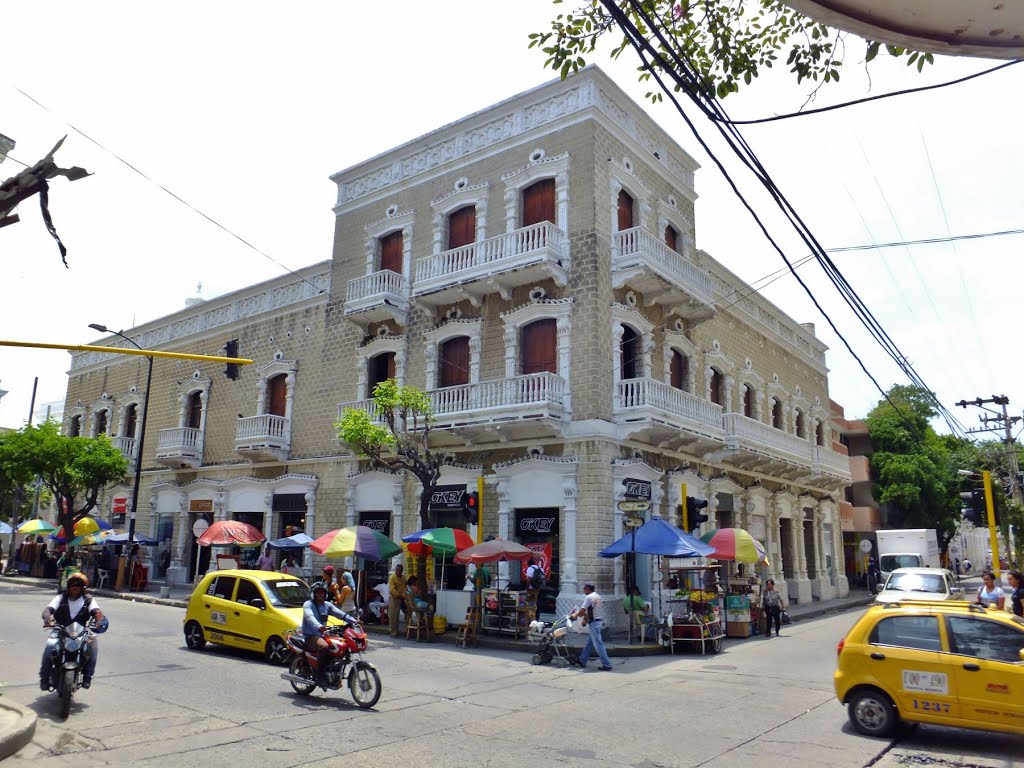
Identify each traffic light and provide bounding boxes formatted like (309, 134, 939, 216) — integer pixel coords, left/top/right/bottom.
(685, 496, 708, 532)
(224, 339, 240, 380)
(960, 488, 985, 526)
(464, 491, 479, 522)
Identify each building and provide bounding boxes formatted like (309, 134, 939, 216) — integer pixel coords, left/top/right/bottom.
(63, 67, 851, 609)
(832, 400, 882, 584)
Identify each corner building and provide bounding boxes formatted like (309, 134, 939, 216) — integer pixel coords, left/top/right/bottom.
(63, 67, 851, 612)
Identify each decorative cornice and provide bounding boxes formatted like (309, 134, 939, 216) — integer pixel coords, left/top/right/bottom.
(150, 473, 318, 492)
(491, 454, 579, 471)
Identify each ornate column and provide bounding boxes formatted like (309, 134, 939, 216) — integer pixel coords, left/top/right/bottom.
(303, 490, 316, 572)
(611, 323, 624, 411)
(766, 498, 781, 583)
(612, 503, 625, 596)
(557, 316, 572, 414)
(174, 494, 188, 567)
(561, 479, 578, 593)
(214, 491, 227, 523)
(344, 482, 356, 569)
(496, 479, 512, 588)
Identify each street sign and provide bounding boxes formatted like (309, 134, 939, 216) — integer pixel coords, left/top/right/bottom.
(623, 515, 644, 528)
(858, 539, 872, 554)
(192, 519, 210, 538)
(617, 500, 651, 513)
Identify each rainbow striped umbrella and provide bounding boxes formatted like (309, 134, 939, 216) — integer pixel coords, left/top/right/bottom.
(68, 529, 115, 547)
(311, 526, 402, 562)
(700, 528, 769, 565)
(17, 518, 57, 534)
(401, 527, 474, 555)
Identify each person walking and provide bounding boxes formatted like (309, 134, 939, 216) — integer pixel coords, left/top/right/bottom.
(762, 579, 786, 637)
(1006, 570, 1023, 617)
(255, 546, 275, 571)
(570, 582, 613, 671)
(975, 571, 1006, 610)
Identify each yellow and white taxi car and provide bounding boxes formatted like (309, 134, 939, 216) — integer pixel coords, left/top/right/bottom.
(183, 569, 340, 665)
(835, 600, 1024, 737)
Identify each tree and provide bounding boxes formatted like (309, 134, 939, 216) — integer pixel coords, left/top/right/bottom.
(336, 380, 452, 531)
(0, 421, 128, 540)
(865, 385, 959, 553)
(529, 0, 932, 102)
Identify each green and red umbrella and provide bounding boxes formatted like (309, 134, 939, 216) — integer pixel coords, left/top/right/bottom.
(401, 527, 474, 555)
(311, 526, 402, 562)
(699, 527, 769, 565)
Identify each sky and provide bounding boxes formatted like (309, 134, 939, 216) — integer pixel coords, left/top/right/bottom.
(2, 1, 1022, 441)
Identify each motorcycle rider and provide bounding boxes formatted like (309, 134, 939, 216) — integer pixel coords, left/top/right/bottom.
(40, 571, 106, 690)
(302, 581, 359, 686)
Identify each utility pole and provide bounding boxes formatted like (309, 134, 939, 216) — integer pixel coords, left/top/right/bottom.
(956, 395, 1022, 507)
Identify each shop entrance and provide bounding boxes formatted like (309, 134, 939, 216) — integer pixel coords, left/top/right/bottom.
(233, 511, 264, 568)
(273, 493, 307, 572)
(359, 511, 391, 602)
(186, 513, 213, 579)
(514, 508, 559, 614)
(154, 515, 174, 579)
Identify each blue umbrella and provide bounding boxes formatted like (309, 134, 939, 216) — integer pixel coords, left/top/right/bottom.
(0, 521, 12, 535)
(599, 517, 715, 558)
(267, 532, 314, 549)
(105, 531, 159, 545)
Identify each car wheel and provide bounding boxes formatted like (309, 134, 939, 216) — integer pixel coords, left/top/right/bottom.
(184, 621, 206, 650)
(848, 688, 899, 737)
(265, 636, 289, 665)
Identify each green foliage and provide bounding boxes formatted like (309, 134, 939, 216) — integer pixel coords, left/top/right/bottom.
(0, 421, 128, 536)
(528, 0, 932, 102)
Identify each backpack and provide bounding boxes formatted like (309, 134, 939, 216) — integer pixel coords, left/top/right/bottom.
(529, 566, 546, 590)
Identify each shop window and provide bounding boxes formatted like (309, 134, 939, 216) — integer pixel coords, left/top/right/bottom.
(266, 373, 287, 417)
(368, 352, 396, 395)
(742, 385, 754, 418)
(664, 224, 679, 253)
(439, 336, 470, 388)
(522, 178, 556, 227)
(709, 368, 724, 406)
(771, 398, 783, 429)
(620, 325, 640, 380)
(70, 415, 81, 437)
(670, 350, 688, 391)
(124, 403, 138, 439)
(186, 391, 203, 429)
(617, 189, 634, 231)
(447, 205, 476, 250)
(795, 409, 806, 438)
(379, 230, 403, 273)
(514, 508, 560, 614)
(521, 319, 557, 375)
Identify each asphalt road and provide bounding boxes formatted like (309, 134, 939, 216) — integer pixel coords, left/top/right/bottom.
(1, 580, 1020, 767)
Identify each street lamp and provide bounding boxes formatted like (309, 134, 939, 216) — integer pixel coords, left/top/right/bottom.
(89, 323, 152, 590)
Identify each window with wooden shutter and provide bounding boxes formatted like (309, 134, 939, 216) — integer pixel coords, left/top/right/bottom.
(439, 336, 470, 387)
(368, 352, 396, 395)
(771, 398, 783, 429)
(620, 325, 640, 380)
(124, 404, 138, 439)
(379, 230, 403, 273)
(187, 391, 203, 429)
(664, 224, 679, 253)
(743, 385, 754, 418)
(522, 179, 556, 227)
(447, 206, 476, 250)
(95, 410, 108, 436)
(70, 415, 81, 437)
(267, 374, 288, 417)
(617, 189, 634, 231)
(521, 319, 557, 374)
(670, 350, 688, 391)
(709, 369, 724, 406)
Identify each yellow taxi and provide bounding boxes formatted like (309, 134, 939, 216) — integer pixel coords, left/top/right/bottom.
(834, 599, 1024, 737)
(183, 569, 340, 665)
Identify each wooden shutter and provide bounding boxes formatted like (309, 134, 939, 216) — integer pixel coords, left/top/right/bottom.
(620, 326, 639, 380)
(187, 391, 203, 429)
(617, 189, 634, 231)
(379, 231, 403, 273)
(521, 319, 557, 374)
(267, 374, 287, 417)
(439, 337, 470, 387)
(665, 225, 678, 253)
(522, 179, 556, 227)
(447, 206, 476, 250)
(124, 404, 138, 439)
(670, 350, 687, 390)
(368, 352, 396, 394)
(710, 369, 723, 406)
(743, 386, 754, 418)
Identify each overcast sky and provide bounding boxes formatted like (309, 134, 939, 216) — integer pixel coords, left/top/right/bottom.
(2, 1, 1022, 441)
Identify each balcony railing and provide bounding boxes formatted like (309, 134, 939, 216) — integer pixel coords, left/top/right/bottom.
(613, 226, 715, 307)
(112, 435, 136, 462)
(723, 413, 813, 460)
(155, 427, 204, 467)
(615, 377, 724, 433)
(237, 414, 290, 442)
(814, 446, 853, 479)
(413, 221, 566, 299)
(343, 269, 409, 325)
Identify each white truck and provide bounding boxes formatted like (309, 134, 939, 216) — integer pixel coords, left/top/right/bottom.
(875, 529, 941, 581)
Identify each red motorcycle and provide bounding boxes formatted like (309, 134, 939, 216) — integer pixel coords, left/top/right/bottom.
(281, 624, 381, 708)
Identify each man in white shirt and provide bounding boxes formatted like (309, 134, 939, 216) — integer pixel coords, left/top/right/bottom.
(40, 572, 105, 690)
(570, 582, 613, 671)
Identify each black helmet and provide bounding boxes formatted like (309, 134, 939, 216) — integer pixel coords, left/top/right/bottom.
(310, 581, 329, 600)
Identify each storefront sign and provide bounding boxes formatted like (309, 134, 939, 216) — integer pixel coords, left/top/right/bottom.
(617, 500, 650, 513)
(429, 484, 466, 511)
(520, 542, 552, 579)
(190, 499, 214, 513)
(112, 497, 128, 514)
(623, 478, 652, 500)
(517, 513, 558, 534)
(359, 510, 391, 536)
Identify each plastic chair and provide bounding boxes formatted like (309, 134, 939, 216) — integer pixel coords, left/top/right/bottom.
(406, 610, 424, 641)
(95, 569, 110, 590)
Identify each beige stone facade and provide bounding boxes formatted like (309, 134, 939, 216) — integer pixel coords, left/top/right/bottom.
(63, 67, 850, 612)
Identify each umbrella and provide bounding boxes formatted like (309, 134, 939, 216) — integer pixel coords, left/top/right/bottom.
(51, 517, 114, 540)
(267, 532, 314, 549)
(0, 521, 12, 535)
(402, 528, 475, 589)
(196, 520, 266, 547)
(68, 530, 114, 547)
(17, 518, 56, 534)
(453, 538, 535, 565)
(311, 526, 402, 562)
(699, 528, 768, 564)
(105, 531, 159, 545)
(599, 517, 715, 558)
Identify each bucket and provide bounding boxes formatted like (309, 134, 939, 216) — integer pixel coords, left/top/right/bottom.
(433, 615, 447, 634)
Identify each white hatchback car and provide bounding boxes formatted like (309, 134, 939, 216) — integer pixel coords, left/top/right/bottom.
(875, 567, 964, 603)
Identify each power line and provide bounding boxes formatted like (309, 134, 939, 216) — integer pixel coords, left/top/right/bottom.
(827, 226, 1024, 252)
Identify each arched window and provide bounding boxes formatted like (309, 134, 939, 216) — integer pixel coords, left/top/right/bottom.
(771, 398, 783, 430)
(186, 391, 203, 429)
(620, 325, 640, 380)
(794, 409, 806, 438)
(670, 349, 688, 391)
(368, 352, 396, 395)
(521, 319, 557, 375)
(124, 404, 138, 440)
(617, 189, 634, 231)
(447, 205, 476, 250)
(664, 224, 679, 253)
(439, 336, 470, 388)
(709, 368, 724, 406)
(742, 385, 755, 418)
(815, 420, 826, 446)
(378, 230, 403, 273)
(522, 179, 556, 227)
(266, 373, 288, 417)
(70, 415, 81, 437)
(94, 409, 109, 437)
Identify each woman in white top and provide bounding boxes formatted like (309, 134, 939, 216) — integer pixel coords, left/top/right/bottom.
(976, 571, 1006, 610)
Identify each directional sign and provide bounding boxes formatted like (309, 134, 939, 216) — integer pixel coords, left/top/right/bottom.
(617, 500, 651, 513)
(192, 519, 210, 538)
(623, 515, 644, 528)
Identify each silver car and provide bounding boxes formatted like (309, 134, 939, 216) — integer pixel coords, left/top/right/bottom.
(874, 567, 964, 603)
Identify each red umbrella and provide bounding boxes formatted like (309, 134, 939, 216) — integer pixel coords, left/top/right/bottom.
(196, 520, 266, 547)
(454, 538, 535, 565)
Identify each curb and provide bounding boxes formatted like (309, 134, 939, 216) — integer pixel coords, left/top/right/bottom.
(788, 596, 875, 623)
(0, 699, 37, 761)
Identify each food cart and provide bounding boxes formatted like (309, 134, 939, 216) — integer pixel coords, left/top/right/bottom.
(662, 565, 724, 654)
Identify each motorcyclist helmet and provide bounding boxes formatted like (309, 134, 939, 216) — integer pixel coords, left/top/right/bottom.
(92, 616, 110, 634)
(66, 572, 89, 590)
(310, 581, 329, 601)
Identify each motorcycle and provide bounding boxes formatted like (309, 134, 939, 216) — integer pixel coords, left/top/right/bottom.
(44, 617, 105, 718)
(280, 624, 381, 708)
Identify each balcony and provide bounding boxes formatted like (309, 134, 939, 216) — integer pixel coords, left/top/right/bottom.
(338, 373, 568, 447)
(155, 427, 204, 469)
(343, 269, 409, 328)
(717, 413, 815, 478)
(235, 414, 291, 462)
(814, 446, 853, 483)
(849, 454, 870, 483)
(613, 378, 726, 452)
(612, 227, 716, 322)
(412, 222, 568, 306)
(112, 436, 136, 464)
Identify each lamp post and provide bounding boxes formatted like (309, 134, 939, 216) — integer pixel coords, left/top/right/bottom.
(89, 323, 152, 590)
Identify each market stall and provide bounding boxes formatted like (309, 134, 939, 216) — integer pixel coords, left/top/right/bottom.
(663, 565, 724, 654)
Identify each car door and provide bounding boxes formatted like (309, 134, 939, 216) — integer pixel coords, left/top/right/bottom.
(204, 575, 239, 648)
(945, 615, 1024, 729)
(230, 576, 267, 650)
(867, 614, 961, 722)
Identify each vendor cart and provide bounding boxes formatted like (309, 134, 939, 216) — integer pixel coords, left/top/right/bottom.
(661, 565, 723, 654)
